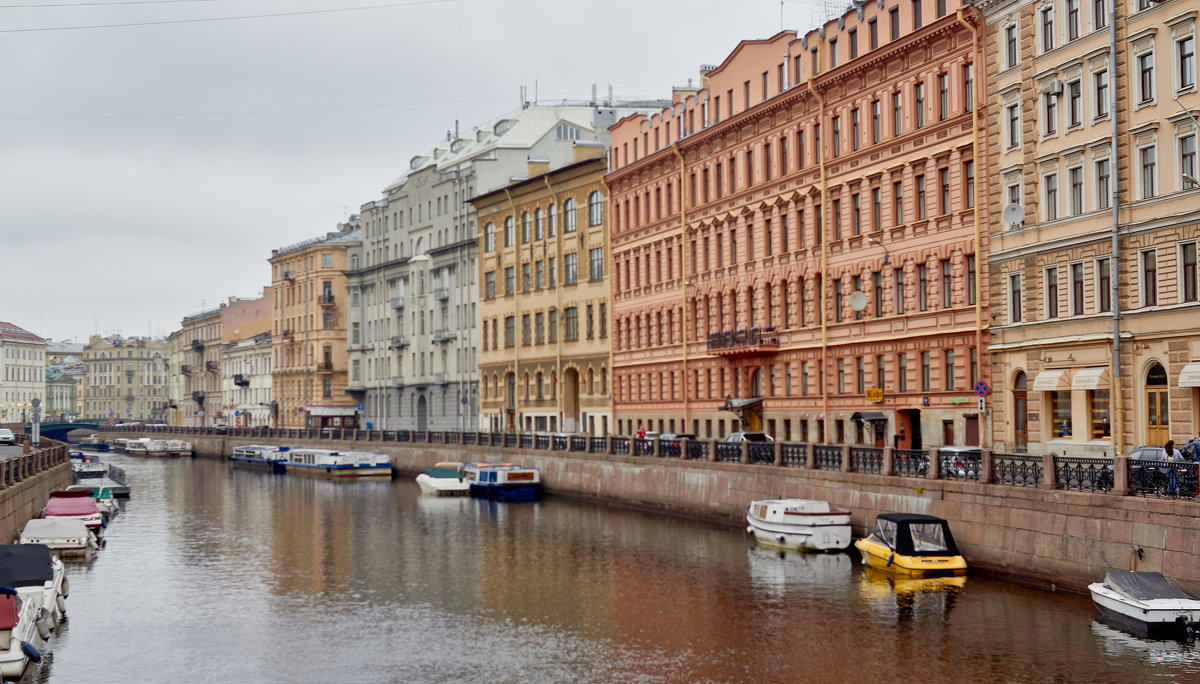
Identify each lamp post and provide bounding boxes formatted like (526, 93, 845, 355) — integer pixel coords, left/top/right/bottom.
(866, 237, 890, 264)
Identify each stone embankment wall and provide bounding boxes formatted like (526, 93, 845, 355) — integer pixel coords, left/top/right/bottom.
(116, 433, 1190, 594)
(0, 443, 75, 544)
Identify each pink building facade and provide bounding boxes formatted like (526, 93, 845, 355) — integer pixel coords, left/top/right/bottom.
(608, 3, 990, 450)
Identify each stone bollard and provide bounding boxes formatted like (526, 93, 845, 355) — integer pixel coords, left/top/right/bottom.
(653, 437, 661, 458)
(805, 443, 815, 470)
(1111, 454, 1129, 496)
(709, 440, 719, 463)
(980, 448, 994, 485)
(882, 447, 893, 476)
(841, 444, 852, 473)
(929, 448, 941, 480)
(741, 441, 750, 464)
(1041, 452, 1058, 489)
(680, 437, 690, 460)
(605, 435, 613, 455)
(774, 441, 783, 467)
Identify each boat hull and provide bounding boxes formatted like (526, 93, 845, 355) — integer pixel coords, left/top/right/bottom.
(469, 483, 543, 502)
(229, 457, 286, 474)
(854, 538, 967, 577)
(1089, 583, 1200, 639)
(746, 513, 851, 552)
(283, 464, 393, 479)
(416, 475, 469, 496)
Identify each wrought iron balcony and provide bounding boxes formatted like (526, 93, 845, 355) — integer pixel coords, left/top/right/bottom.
(315, 362, 334, 373)
(283, 270, 295, 281)
(433, 287, 449, 301)
(390, 297, 405, 310)
(281, 329, 294, 339)
(180, 365, 192, 374)
(205, 361, 218, 372)
(191, 391, 205, 404)
(389, 336, 408, 349)
(191, 340, 205, 353)
(233, 374, 250, 387)
(318, 294, 335, 307)
(432, 329, 457, 344)
(706, 327, 781, 356)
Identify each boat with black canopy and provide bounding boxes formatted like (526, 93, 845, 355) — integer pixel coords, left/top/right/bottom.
(1089, 571, 1200, 639)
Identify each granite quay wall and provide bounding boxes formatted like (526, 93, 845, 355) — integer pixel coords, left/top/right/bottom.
(99, 428, 1195, 594)
(0, 437, 75, 544)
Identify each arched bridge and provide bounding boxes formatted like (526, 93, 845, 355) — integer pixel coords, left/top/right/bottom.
(30, 421, 102, 443)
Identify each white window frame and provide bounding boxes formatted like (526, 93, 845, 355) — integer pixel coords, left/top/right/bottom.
(1092, 65, 1110, 120)
(1043, 265, 1060, 320)
(1006, 102, 1021, 149)
(1179, 128, 1198, 190)
(1043, 170, 1059, 221)
(1069, 260, 1086, 316)
(1137, 140, 1158, 200)
(1178, 32, 1197, 93)
(1068, 164, 1084, 215)
(1008, 273, 1023, 323)
(1004, 22, 1020, 69)
(1094, 155, 1111, 209)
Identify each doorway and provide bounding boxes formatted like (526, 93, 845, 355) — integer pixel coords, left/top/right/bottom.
(896, 409, 921, 450)
(416, 394, 428, 433)
(942, 420, 955, 446)
(563, 368, 580, 432)
(1146, 363, 1170, 445)
(965, 414, 979, 446)
(1013, 371, 1028, 452)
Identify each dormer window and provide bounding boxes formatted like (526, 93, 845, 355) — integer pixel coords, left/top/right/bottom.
(556, 123, 580, 140)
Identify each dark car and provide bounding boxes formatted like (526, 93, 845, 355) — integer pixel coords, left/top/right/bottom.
(725, 432, 774, 443)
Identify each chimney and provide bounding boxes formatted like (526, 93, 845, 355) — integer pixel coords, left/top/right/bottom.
(527, 154, 550, 178)
(572, 141, 607, 163)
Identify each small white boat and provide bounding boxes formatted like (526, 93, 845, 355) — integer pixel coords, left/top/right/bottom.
(416, 462, 469, 496)
(143, 439, 169, 457)
(1090, 571, 1200, 639)
(229, 445, 286, 473)
(124, 438, 151, 457)
(745, 499, 852, 551)
(19, 519, 97, 557)
(0, 545, 67, 643)
(109, 438, 129, 453)
(0, 587, 44, 680)
(165, 439, 193, 458)
(66, 484, 118, 520)
(281, 449, 392, 479)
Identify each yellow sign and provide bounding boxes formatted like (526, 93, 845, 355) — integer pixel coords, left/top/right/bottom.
(866, 387, 884, 402)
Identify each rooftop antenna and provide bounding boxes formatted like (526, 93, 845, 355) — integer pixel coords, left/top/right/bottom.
(781, 0, 784, 30)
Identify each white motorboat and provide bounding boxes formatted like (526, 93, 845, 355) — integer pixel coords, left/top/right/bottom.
(165, 439, 193, 457)
(124, 438, 151, 456)
(281, 449, 393, 479)
(143, 439, 169, 457)
(415, 462, 470, 496)
(66, 484, 119, 520)
(1089, 571, 1200, 639)
(0, 545, 67, 643)
(745, 499, 852, 552)
(0, 587, 43, 680)
(20, 519, 98, 557)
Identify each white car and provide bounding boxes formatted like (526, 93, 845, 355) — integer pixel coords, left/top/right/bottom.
(0, 429, 15, 446)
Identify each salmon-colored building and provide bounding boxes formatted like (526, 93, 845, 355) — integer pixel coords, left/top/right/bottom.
(607, 3, 990, 449)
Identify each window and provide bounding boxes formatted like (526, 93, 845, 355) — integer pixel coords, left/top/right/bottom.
(832, 116, 841, 157)
(1045, 266, 1060, 319)
(1180, 133, 1197, 189)
(1182, 36, 1197, 90)
(849, 28, 858, 59)
(852, 194, 861, 235)
(1096, 158, 1111, 209)
(535, 209, 544, 239)
(1140, 144, 1157, 199)
(945, 350, 955, 390)
(504, 266, 514, 295)
(918, 264, 929, 311)
(872, 100, 881, 143)
(938, 73, 949, 121)
(967, 255, 977, 305)
(892, 180, 903, 225)
(522, 314, 531, 345)
(915, 82, 926, 128)
(913, 0, 923, 29)
(504, 316, 515, 347)
(1141, 249, 1158, 307)
(890, 7, 900, 40)
(1006, 103, 1020, 149)
(1067, 0, 1079, 40)
(565, 307, 578, 341)
(536, 260, 544, 289)
(1096, 257, 1112, 313)
(964, 160, 975, 209)
(1044, 92, 1057, 136)
(921, 351, 931, 391)
(872, 187, 882, 231)
(829, 38, 839, 68)
(874, 272, 884, 316)
(521, 212, 530, 243)
(1068, 166, 1084, 215)
(563, 253, 578, 286)
(893, 91, 903, 137)
(1090, 390, 1111, 439)
(1094, 69, 1109, 118)
(1070, 262, 1085, 315)
(895, 268, 905, 314)
(589, 247, 604, 281)
(522, 263, 530, 292)
(1138, 52, 1155, 103)
(549, 256, 557, 287)
(1041, 6, 1054, 52)
(835, 281, 844, 322)
(588, 191, 603, 226)
(1009, 273, 1023, 322)
(564, 198, 577, 233)
(1044, 172, 1058, 221)
(485, 272, 495, 299)
(1094, 0, 1107, 29)
(1050, 391, 1071, 437)
(898, 353, 908, 392)
(941, 259, 952, 308)
(504, 216, 514, 247)
(536, 312, 545, 344)
(1182, 242, 1198, 302)
(964, 63, 974, 112)
(1068, 80, 1082, 127)
(916, 174, 926, 219)
(938, 168, 950, 214)
(937, 0, 946, 16)
(549, 309, 557, 342)
(852, 109, 861, 151)
(1005, 24, 1018, 68)
(485, 222, 495, 251)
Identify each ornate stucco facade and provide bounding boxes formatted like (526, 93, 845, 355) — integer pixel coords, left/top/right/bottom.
(174, 308, 223, 427)
(83, 335, 168, 423)
(220, 291, 274, 428)
(0, 322, 47, 423)
(472, 149, 613, 435)
(978, 0, 1200, 456)
(609, 3, 990, 448)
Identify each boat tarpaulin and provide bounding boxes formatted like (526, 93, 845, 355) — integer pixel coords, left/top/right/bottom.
(45, 497, 98, 516)
(0, 544, 54, 587)
(21, 518, 89, 539)
(1105, 571, 1194, 601)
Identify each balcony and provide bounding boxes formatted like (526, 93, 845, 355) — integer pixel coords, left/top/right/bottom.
(434, 372, 447, 384)
(432, 329, 457, 344)
(390, 297, 405, 310)
(191, 391, 205, 405)
(281, 329, 294, 339)
(433, 287, 449, 301)
(205, 361, 218, 372)
(390, 376, 405, 388)
(318, 294, 335, 307)
(191, 340, 205, 353)
(180, 365, 192, 375)
(389, 336, 409, 350)
(706, 327, 781, 357)
(124, 394, 134, 402)
(283, 270, 295, 281)
(315, 362, 334, 373)
(233, 374, 250, 387)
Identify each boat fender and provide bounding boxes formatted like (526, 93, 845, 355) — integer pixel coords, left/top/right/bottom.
(0, 586, 16, 597)
(21, 642, 41, 663)
(56, 593, 66, 614)
(60, 577, 69, 599)
(745, 526, 754, 535)
(886, 553, 895, 567)
(778, 535, 787, 543)
(35, 608, 52, 640)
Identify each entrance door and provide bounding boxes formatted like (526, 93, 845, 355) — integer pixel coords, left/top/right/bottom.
(563, 368, 580, 433)
(1146, 363, 1170, 445)
(943, 420, 955, 446)
(964, 415, 979, 446)
(1013, 371, 1028, 453)
(897, 409, 921, 450)
(416, 394, 428, 433)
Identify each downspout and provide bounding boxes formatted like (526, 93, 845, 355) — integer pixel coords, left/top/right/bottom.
(807, 38, 829, 443)
(1108, 0, 1123, 457)
(671, 142, 689, 432)
(504, 188, 524, 430)
(956, 8, 987, 448)
(541, 177, 565, 432)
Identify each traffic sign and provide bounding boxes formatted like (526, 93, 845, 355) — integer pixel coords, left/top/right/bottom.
(977, 397, 986, 412)
(974, 381, 990, 396)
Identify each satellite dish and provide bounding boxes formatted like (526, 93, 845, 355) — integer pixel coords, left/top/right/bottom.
(848, 291, 868, 312)
(1002, 203, 1025, 227)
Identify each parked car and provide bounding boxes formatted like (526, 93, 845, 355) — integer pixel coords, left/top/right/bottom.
(725, 432, 774, 443)
(939, 446, 982, 479)
(210, 423, 228, 432)
(0, 429, 14, 446)
(1128, 445, 1193, 495)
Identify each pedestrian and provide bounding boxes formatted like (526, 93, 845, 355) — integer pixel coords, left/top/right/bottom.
(1164, 440, 1183, 495)
(636, 423, 646, 440)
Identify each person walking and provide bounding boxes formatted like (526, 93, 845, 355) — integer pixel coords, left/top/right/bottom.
(636, 423, 646, 440)
(1164, 440, 1183, 495)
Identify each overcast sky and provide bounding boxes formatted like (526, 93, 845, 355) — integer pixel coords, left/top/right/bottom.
(2, 0, 829, 344)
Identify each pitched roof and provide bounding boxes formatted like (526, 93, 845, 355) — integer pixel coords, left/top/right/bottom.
(0, 321, 43, 343)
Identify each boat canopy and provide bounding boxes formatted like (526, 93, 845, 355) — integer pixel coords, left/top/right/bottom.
(22, 519, 88, 538)
(1105, 571, 1194, 601)
(424, 467, 461, 480)
(45, 497, 99, 516)
(0, 545, 54, 587)
(0, 594, 18, 630)
(871, 513, 960, 557)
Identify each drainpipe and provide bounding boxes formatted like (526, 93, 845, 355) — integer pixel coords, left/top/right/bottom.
(670, 142, 690, 432)
(541, 177, 565, 433)
(807, 39, 829, 443)
(956, 8, 987, 448)
(1108, 0, 1123, 457)
(600, 174, 616, 437)
(504, 188, 524, 431)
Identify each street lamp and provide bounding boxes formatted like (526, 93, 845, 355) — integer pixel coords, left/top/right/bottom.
(867, 237, 890, 264)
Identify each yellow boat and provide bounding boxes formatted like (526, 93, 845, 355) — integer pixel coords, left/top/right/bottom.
(854, 513, 967, 577)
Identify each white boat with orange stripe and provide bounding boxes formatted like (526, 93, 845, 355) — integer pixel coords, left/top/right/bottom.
(745, 499, 852, 552)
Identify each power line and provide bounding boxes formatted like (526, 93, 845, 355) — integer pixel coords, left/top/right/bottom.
(0, 0, 459, 33)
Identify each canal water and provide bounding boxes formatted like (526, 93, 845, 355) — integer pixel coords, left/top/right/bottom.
(26, 452, 1200, 683)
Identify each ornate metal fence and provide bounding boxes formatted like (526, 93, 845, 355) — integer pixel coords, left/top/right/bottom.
(611, 437, 630, 455)
(685, 440, 709, 460)
(715, 443, 741, 463)
(992, 453, 1043, 487)
(781, 443, 807, 467)
(814, 445, 842, 471)
(748, 443, 775, 465)
(939, 450, 982, 482)
(589, 437, 607, 453)
(892, 449, 929, 477)
(1054, 457, 1114, 492)
(849, 446, 883, 474)
(1129, 459, 1198, 498)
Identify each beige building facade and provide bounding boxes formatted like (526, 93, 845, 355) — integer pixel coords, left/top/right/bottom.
(978, 0, 1200, 456)
(220, 291, 274, 428)
(174, 308, 223, 427)
(472, 149, 613, 435)
(0, 322, 47, 423)
(83, 335, 168, 423)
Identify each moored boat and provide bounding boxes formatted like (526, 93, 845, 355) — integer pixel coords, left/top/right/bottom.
(1089, 571, 1200, 639)
(745, 499, 852, 552)
(854, 513, 967, 577)
(66, 484, 118, 520)
(109, 438, 129, 453)
(144, 439, 169, 457)
(460, 462, 543, 502)
(78, 434, 109, 452)
(124, 438, 151, 457)
(0, 545, 67, 643)
(229, 445, 287, 473)
(72, 462, 129, 498)
(165, 439, 193, 458)
(19, 519, 97, 557)
(416, 462, 469, 496)
(0, 587, 43, 680)
(44, 491, 105, 535)
(280, 449, 392, 479)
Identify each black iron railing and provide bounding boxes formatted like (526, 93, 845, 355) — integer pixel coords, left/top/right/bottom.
(992, 453, 1042, 487)
(814, 445, 843, 471)
(893, 449, 929, 478)
(850, 446, 884, 474)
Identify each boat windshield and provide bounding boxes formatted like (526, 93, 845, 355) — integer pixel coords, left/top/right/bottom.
(908, 522, 952, 554)
(870, 518, 898, 548)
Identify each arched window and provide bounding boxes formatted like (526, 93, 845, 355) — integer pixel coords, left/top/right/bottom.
(588, 191, 603, 226)
(563, 198, 577, 233)
(504, 217, 514, 247)
(521, 212, 531, 243)
(535, 208, 545, 240)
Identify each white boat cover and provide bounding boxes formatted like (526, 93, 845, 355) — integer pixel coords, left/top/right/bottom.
(1105, 571, 1194, 601)
(21, 518, 89, 539)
